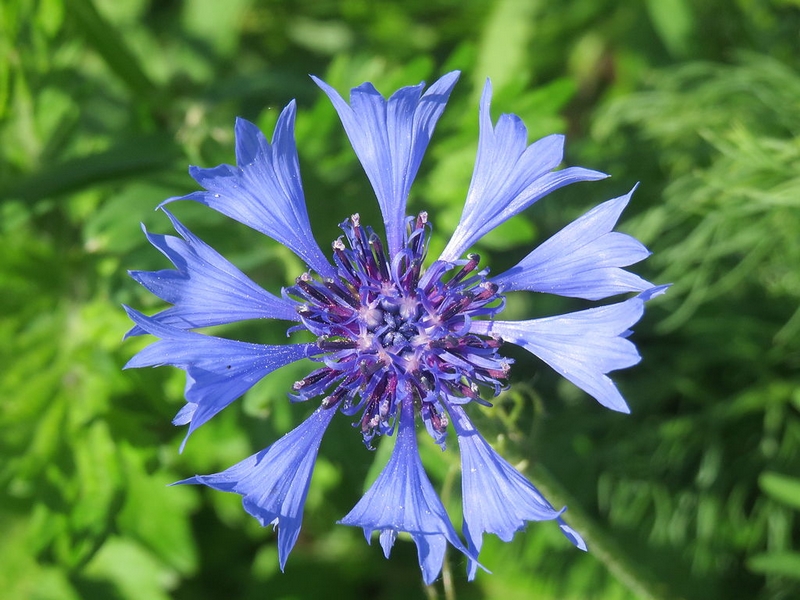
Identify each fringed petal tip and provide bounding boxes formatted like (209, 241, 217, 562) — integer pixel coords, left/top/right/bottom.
(491, 185, 656, 300)
(449, 404, 584, 579)
(439, 81, 608, 263)
(169, 475, 199, 487)
(170, 407, 335, 567)
(470, 301, 641, 414)
(233, 115, 271, 166)
(340, 401, 480, 584)
(123, 305, 316, 446)
(558, 518, 588, 551)
(153, 105, 334, 278)
(126, 209, 301, 332)
(470, 278, 670, 413)
(312, 72, 460, 258)
(121, 305, 162, 351)
(639, 283, 672, 302)
(379, 529, 397, 559)
(121, 301, 143, 340)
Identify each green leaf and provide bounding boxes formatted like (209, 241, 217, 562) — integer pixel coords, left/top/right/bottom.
(473, 0, 539, 94)
(82, 181, 182, 254)
(0, 515, 81, 600)
(759, 472, 800, 511)
(748, 551, 800, 579)
(36, 0, 65, 38)
(116, 444, 198, 575)
(70, 421, 122, 536)
(645, 0, 695, 57)
(82, 537, 176, 600)
(0, 134, 182, 202)
(182, 0, 253, 56)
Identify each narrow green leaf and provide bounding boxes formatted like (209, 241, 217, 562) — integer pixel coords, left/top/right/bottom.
(0, 134, 181, 202)
(473, 0, 539, 94)
(759, 472, 800, 511)
(748, 551, 800, 578)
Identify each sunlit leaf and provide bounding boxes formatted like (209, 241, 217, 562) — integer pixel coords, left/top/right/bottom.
(760, 472, 800, 512)
(748, 552, 800, 579)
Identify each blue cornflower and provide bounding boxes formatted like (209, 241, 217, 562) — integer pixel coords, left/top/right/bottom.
(125, 71, 666, 584)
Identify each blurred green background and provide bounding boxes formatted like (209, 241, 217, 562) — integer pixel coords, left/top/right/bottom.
(2, 0, 799, 598)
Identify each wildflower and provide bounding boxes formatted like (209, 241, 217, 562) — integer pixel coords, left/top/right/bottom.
(125, 71, 665, 583)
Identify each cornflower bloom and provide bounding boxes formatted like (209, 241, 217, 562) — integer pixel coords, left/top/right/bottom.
(125, 71, 666, 584)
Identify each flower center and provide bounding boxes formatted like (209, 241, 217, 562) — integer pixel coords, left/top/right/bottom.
(287, 213, 510, 447)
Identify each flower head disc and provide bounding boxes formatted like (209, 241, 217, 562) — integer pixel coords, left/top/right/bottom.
(288, 212, 508, 448)
(125, 71, 666, 582)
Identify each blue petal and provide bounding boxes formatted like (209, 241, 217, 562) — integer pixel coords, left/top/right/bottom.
(123, 307, 314, 449)
(127, 210, 300, 337)
(448, 404, 584, 580)
(162, 105, 334, 278)
(492, 186, 653, 300)
(439, 80, 607, 262)
(313, 72, 460, 258)
(470, 286, 669, 412)
(176, 406, 336, 570)
(338, 398, 478, 585)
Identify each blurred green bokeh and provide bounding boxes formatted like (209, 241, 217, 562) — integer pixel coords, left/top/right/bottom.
(2, 0, 799, 598)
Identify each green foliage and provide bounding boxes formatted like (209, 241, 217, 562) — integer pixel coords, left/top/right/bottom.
(1, 0, 799, 598)
(596, 55, 800, 336)
(563, 52, 800, 599)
